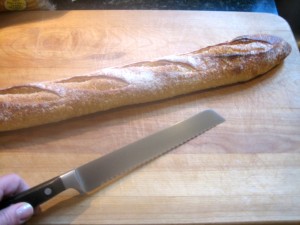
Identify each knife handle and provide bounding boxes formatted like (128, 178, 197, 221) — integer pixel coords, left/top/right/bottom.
(0, 176, 65, 210)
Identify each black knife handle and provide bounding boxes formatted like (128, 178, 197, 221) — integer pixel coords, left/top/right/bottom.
(0, 176, 65, 210)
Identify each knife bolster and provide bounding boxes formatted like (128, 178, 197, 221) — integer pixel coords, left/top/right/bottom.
(60, 170, 86, 194)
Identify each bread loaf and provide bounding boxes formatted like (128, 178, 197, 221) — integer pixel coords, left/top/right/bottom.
(0, 34, 291, 131)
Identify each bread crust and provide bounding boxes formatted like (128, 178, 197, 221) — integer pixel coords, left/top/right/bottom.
(0, 34, 291, 131)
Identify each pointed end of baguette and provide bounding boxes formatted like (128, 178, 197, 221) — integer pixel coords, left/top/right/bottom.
(233, 34, 292, 59)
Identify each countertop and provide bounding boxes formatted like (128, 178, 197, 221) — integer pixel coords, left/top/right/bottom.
(50, 0, 278, 13)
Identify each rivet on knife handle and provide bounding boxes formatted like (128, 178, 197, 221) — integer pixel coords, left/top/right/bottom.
(0, 109, 225, 210)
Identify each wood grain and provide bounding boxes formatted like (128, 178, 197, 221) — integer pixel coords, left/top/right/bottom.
(0, 10, 300, 224)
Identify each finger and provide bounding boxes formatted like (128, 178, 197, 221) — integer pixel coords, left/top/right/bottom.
(0, 202, 34, 225)
(0, 174, 29, 201)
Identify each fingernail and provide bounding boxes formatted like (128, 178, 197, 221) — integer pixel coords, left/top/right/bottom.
(16, 203, 34, 222)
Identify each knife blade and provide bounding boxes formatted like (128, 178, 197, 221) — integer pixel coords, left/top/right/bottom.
(0, 109, 224, 210)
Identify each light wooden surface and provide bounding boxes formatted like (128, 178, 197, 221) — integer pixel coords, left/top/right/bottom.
(0, 10, 300, 224)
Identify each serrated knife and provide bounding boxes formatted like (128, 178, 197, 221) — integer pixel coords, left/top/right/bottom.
(0, 109, 224, 210)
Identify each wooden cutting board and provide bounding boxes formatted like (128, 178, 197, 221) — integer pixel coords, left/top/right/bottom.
(0, 10, 299, 224)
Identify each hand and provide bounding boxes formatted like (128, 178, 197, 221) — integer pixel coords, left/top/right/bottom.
(0, 174, 34, 225)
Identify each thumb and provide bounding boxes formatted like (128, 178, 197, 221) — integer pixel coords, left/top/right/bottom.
(0, 203, 34, 225)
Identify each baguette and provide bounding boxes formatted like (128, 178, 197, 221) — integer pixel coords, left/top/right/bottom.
(0, 34, 291, 131)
